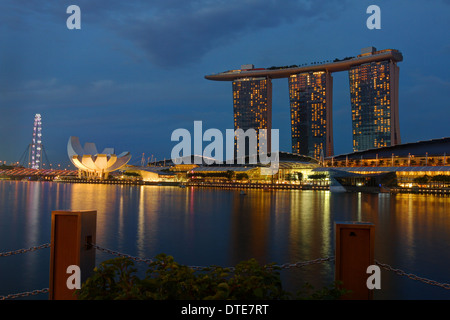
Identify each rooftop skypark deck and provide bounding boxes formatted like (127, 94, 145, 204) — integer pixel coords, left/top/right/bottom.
(205, 48, 403, 81)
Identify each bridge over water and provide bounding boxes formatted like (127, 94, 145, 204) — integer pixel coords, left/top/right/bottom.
(0, 167, 77, 180)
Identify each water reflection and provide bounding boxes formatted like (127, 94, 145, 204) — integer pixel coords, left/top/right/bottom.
(0, 181, 449, 299)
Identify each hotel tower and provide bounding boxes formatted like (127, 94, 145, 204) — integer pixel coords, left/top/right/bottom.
(232, 67, 272, 160)
(205, 47, 403, 160)
(289, 71, 333, 159)
(349, 48, 401, 151)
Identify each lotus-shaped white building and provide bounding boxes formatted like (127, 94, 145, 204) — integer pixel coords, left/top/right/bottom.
(68, 136, 131, 179)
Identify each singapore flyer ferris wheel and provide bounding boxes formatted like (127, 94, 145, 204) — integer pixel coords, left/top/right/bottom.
(18, 114, 50, 169)
(30, 114, 43, 169)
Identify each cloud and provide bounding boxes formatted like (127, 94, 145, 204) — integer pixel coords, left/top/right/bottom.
(113, 0, 350, 68)
(0, 0, 350, 68)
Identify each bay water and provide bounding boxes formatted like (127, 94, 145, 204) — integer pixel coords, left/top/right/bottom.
(0, 180, 449, 300)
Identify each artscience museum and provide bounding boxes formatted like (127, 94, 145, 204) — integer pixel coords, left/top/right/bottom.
(67, 136, 131, 179)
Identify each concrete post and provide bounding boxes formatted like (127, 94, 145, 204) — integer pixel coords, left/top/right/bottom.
(335, 221, 375, 300)
(49, 210, 97, 300)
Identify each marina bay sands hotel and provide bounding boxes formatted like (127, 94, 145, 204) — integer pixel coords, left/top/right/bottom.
(205, 47, 403, 160)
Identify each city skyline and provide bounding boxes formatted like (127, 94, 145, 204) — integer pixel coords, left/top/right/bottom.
(0, 1, 449, 167)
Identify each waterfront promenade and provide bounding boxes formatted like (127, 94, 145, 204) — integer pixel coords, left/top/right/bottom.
(30, 178, 450, 195)
(1, 165, 449, 195)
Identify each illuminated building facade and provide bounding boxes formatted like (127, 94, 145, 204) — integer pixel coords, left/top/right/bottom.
(349, 49, 401, 152)
(232, 77, 272, 159)
(67, 136, 131, 179)
(205, 47, 403, 158)
(289, 72, 333, 159)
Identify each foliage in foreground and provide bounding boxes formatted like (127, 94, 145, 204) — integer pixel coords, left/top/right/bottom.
(76, 254, 346, 300)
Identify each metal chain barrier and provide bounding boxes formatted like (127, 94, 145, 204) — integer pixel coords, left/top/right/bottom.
(375, 260, 450, 290)
(0, 243, 50, 257)
(0, 243, 51, 300)
(92, 242, 334, 271)
(276, 257, 335, 269)
(2, 242, 449, 299)
(93, 245, 450, 292)
(0, 288, 49, 301)
(93, 243, 229, 270)
(184, 258, 336, 271)
(91, 243, 154, 264)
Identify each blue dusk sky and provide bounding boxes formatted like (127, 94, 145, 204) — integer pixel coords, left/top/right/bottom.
(0, 0, 449, 167)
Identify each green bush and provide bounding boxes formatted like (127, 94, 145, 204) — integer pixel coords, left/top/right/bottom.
(123, 172, 141, 177)
(431, 174, 450, 183)
(76, 254, 345, 300)
(307, 174, 327, 180)
(413, 175, 430, 184)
